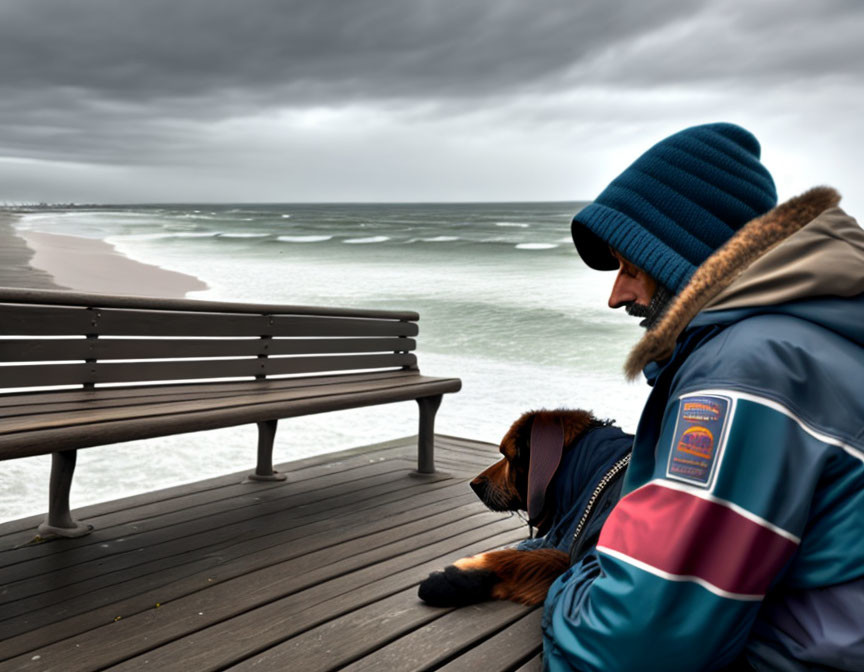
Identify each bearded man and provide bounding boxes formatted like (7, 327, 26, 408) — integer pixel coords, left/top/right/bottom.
(544, 123, 864, 671)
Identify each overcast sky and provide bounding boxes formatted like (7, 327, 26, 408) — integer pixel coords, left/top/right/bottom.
(1, 0, 863, 209)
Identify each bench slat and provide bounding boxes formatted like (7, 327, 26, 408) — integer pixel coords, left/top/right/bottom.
(0, 304, 93, 335)
(0, 374, 449, 435)
(0, 287, 419, 320)
(97, 310, 419, 337)
(0, 353, 417, 388)
(0, 376, 462, 458)
(0, 305, 418, 338)
(0, 337, 416, 362)
(0, 370, 417, 410)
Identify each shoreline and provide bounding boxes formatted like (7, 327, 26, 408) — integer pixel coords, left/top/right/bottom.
(0, 211, 62, 290)
(1, 210, 208, 298)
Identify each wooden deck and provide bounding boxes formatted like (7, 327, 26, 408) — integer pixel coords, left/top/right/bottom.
(0, 436, 542, 671)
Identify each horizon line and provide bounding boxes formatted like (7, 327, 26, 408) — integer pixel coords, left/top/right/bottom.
(3, 198, 592, 209)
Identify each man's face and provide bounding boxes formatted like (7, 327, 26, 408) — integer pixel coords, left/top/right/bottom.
(607, 249, 657, 311)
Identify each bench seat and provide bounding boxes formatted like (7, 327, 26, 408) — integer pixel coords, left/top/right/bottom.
(0, 370, 460, 459)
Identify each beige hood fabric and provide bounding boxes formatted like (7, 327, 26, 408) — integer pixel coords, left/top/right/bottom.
(705, 207, 864, 312)
(623, 186, 864, 379)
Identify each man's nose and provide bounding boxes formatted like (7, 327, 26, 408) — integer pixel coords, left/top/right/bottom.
(608, 267, 638, 308)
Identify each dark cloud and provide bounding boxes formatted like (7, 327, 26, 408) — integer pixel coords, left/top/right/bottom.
(0, 0, 717, 166)
(0, 0, 862, 202)
(0, 1, 707, 105)
(3, 0, 861, 108)
(576, 2, 864, 88)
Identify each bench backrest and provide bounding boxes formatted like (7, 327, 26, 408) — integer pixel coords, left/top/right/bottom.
(0, 289, 419, 390)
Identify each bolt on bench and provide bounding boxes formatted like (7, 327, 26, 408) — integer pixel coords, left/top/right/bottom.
(0, 288, 461, 539)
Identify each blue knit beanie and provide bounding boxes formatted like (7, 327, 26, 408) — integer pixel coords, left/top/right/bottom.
(571, 122, 777, 294)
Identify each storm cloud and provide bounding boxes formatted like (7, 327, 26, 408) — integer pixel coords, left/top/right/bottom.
(1, 0, 863, 204)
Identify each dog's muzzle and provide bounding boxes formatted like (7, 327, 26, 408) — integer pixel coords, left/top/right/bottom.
(470, 477, 488, 502)
(470, 476, 518, 511)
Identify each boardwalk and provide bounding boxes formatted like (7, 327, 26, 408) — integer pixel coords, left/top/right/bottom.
(0, 436, 542, 671)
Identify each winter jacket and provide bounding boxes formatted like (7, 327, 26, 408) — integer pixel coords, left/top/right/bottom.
(517, 424, 633, 556)
(543, 188, 864, 672)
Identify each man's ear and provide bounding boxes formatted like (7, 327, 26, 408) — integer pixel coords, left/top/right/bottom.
(526, 415, 564, 525)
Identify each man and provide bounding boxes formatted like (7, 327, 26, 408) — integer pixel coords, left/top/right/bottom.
(544, 123, 864, 671)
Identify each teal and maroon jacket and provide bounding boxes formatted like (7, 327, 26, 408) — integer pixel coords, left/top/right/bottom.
(542, 293, 864, 671)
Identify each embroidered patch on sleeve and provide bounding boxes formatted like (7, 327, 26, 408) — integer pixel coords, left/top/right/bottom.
(665, 394, 733, 489)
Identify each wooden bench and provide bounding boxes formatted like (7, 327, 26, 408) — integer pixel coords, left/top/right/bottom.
(0, 287, 461, 539)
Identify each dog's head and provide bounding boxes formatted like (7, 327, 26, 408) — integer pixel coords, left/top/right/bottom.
(470, 409, 597, 534)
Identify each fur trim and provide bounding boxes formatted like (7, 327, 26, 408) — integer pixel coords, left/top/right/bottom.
(624, 186, 842, 379)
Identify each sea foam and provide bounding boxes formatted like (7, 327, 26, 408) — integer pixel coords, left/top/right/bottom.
(515, 243, 558, 250)
(277, 235, 332, 243)
(343, 236, 390, 244)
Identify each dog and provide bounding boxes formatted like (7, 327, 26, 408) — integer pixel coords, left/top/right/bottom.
(418, 409, 631, 607)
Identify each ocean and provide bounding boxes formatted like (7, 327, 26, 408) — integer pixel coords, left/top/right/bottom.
(2, 202, 650, 522)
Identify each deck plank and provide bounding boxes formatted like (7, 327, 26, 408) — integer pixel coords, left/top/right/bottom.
(0, 485, 471, 627)
(0, 437, 485, 546)
(434, 610, 543, 672)
(0, 449, 460, 563)
(109, 527, 525, 672)
(0, 435, 546, 671)
(514, 653, 545, 672)
(336, 600, 533, 672)
(1, 458, 446, 573)
(0, 477, 476, 641)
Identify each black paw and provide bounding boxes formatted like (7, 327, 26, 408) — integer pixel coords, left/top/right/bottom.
(417, 565, 499, 607)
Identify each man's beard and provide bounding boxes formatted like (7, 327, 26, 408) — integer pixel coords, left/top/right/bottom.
(623, 301, 652, 328)
(624, 301, 651, 320)
(623, 284, 674, 329)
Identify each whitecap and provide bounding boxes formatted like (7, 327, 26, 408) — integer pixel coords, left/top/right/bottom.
(113, 233, 174, 241)
(177, 213, 223, 220)
(281, 214, 292, 218)
(343, 236, 390, 244)
(420, 236, 460, 242)
(277, 235, 332, 243)
(515, 243, 558, 250)
(219, 233, 270, 239)
(112, 231, 220, 241)
(496, 222, 530, 228)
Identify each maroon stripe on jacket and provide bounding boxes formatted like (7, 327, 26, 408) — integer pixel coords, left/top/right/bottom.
(598, 483, 798, 597)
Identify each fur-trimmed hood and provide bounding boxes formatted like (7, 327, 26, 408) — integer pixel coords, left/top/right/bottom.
(625, 186, 864, 379)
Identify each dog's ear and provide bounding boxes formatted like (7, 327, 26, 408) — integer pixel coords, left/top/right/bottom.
(526, 415, 564, 525)
(500, 410, 536, 462)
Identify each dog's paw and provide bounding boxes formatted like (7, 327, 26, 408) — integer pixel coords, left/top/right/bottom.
(417, 564, 499, 607)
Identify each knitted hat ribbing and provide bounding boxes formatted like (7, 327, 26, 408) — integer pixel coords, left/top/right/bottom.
(571, 123, 777, 294)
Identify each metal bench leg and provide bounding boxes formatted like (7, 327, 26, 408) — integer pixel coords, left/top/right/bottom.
(38, 450, 93, 538)
(245, 420, 287, 482)
(416, 394, 443, 474)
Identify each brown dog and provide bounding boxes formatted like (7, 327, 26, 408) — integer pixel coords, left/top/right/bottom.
(419, 409, 615, 607)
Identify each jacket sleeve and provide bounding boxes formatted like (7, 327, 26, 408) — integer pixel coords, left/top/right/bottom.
(516, 535, 550, 551)
(542, 391, 824, 672)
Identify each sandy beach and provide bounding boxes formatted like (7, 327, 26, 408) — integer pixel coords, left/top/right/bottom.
(1, 210, 208, 297)
(0, 211, 61, 290)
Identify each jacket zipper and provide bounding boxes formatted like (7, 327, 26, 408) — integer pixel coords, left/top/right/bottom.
(571, 453, 632, 546)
